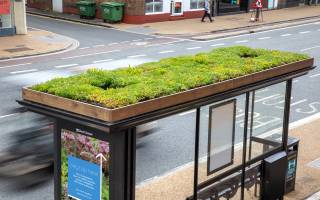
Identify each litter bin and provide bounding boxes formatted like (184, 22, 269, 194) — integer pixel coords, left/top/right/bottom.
(76, 1, 96, 19)
(100, 2, 125, 23)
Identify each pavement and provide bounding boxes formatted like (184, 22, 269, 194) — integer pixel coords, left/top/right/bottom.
(27, 5, 320, 40)
(0, 27, 78, 60)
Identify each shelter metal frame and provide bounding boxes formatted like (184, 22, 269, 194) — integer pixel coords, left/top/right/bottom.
(18, 65, 314, 200)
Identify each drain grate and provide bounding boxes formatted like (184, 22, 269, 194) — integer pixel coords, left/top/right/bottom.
(307, 158, 320, 169)
(4, 47, 33, 53)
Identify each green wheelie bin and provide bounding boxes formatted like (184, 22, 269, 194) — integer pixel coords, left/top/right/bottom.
(76, 1, 96, 19)
(100, 2, 125, 23)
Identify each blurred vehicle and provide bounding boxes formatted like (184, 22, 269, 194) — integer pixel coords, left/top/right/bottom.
(136, 121, 159, 139)
(0, 108, 53, 187)
(0, 107, 158, 187)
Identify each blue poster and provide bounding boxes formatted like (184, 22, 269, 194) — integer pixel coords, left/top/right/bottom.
(68, 155, 101, 200)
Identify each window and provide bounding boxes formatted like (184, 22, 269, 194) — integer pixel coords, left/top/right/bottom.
(190, 0, 205, 9)
(145, 0, 163, 13)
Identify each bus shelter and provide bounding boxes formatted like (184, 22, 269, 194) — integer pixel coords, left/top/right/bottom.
(18, 57, 314, 200)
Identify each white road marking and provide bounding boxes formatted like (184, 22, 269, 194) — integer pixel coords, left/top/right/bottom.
(93, 44, 105, 48)
(281, 33, 292, 37)
(79, 47, 90, 50)
(235, 40, 248, 43)
(299, 31, 310, 34)
(10, 69, 38, 74)
(62, 50, 120, 59)
(301, 45, 320, 52)
(258, 37, 271, 40)
(93, 59, 113, 63)
(255, 88, 269, 94)
(108, 42, 118, 46)
(187, 47, 202, 50)
(144, 38, 153, 40)
(293, 80, 299, 83)
(178, 110, 195, 116)
(255, 94, 280, 103)
(310, 73, 320, 78)
(54, 63, 79, 69)
(290, 99, 307, 107)
(314, 21, 320, 24)
(0, 113, 18, 119)
(210, 43, 225, 47)
(0, 63, 32, 69)
(120, 41, 129, 43)
(159, 50, 175, 54)
(128, 54, 147, 58)
(144, 40, 183, 47)
(132, 39, 142, 42)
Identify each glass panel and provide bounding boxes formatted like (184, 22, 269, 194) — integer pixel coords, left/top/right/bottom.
(198, 94, 246, 185)
(198, 0, 205, 8)
(145, 0, 154, 13)
(219, 0, 240, 13)
(135, 110, 195, 200)
(247, 82, 286, 161)
(190, 0, 198, 9)
(191, 0, 205, 9)
(145, 0, 163, 13)
(154, 0, 163, 12)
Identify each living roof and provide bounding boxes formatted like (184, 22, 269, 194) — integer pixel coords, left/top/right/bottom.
(31, 46, 309, 109)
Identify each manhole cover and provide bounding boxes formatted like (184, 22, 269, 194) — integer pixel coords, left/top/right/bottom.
(4, 47, 33, 53)
(307, 158, 320, 169)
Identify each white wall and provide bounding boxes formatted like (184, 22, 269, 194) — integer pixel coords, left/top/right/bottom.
(13, 0, 27, 34)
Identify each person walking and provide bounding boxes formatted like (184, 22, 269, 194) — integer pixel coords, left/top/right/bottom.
(201, 0, 213, 22)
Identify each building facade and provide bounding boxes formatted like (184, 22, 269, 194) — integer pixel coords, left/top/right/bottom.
(0, 0, 27, 36)
(27, 0, 306, 24)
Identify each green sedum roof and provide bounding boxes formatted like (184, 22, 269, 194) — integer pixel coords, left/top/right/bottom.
(31, 46, 309, 109)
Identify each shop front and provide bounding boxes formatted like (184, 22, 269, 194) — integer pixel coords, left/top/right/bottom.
(0, 0, 15, 36)
(217, 0, 248, 15)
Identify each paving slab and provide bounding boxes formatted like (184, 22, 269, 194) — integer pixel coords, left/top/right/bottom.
(0, 27, 77, 60)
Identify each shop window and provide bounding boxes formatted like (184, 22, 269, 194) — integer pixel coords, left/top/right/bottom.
(190, 0, 205, 9)
(145, 0, 163, 13)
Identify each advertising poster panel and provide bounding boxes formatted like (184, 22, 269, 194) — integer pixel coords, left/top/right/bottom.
(207, 100, 236, 175)
(61, 129, 110, 200)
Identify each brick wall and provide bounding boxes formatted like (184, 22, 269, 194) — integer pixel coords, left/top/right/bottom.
(27, 0, 52, 10)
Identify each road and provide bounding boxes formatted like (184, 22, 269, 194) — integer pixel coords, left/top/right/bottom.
(0, 15, 319, 199)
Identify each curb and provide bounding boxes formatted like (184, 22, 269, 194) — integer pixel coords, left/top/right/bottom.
(190, 15, 320, 40)
(27, 10, 114, 29)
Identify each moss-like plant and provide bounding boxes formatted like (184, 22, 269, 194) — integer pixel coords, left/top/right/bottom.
(31, 46, 309, 109)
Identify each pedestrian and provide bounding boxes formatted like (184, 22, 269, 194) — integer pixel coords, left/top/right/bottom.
(201, 0, 213, 22)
